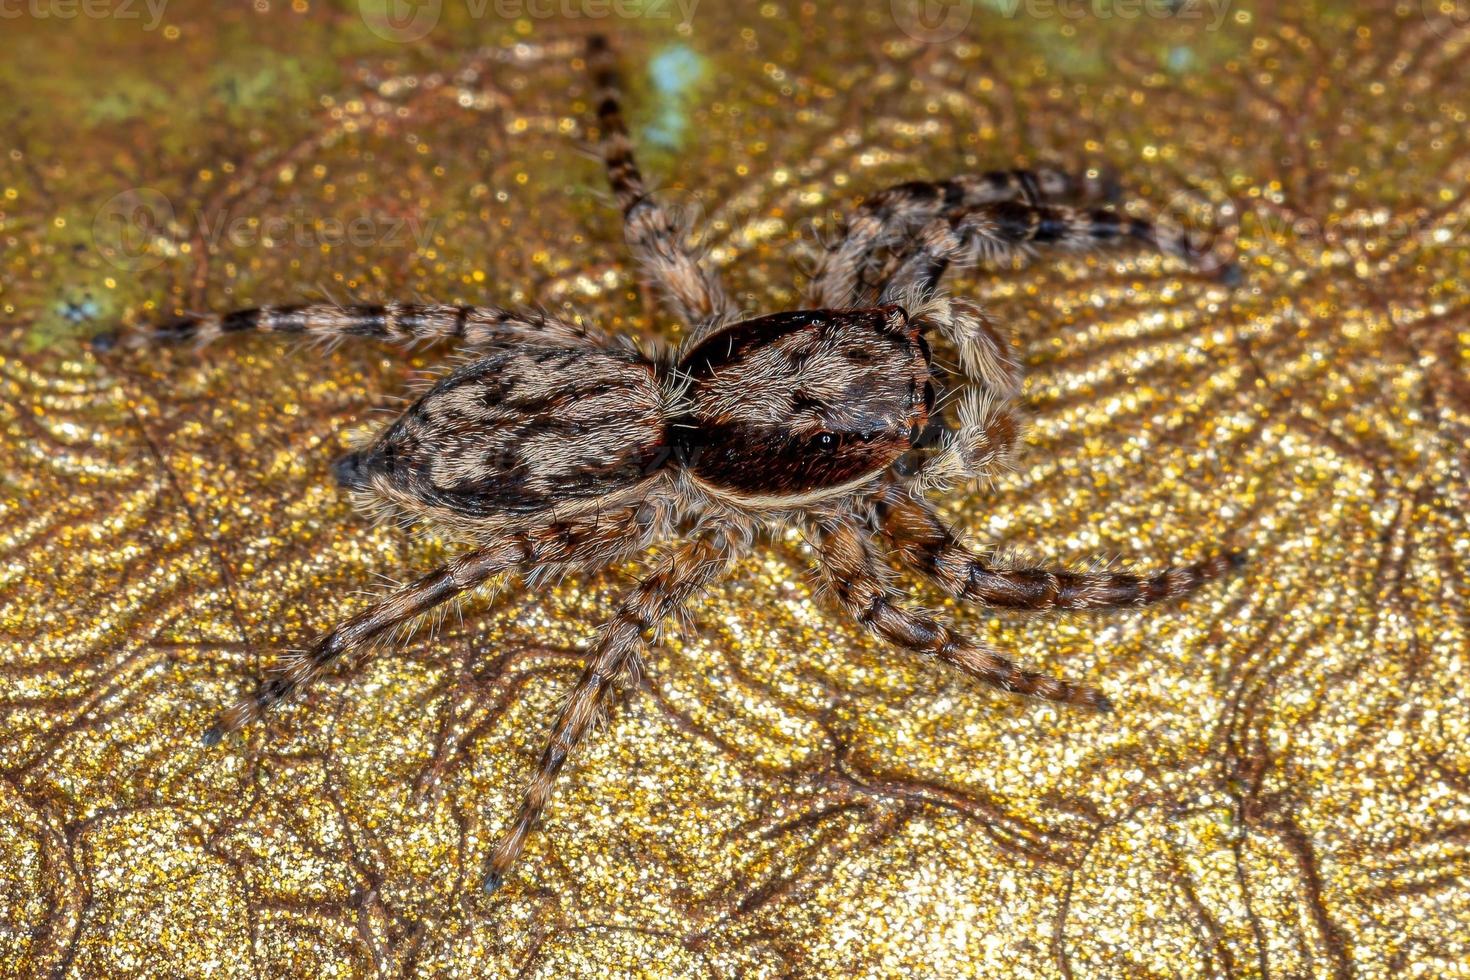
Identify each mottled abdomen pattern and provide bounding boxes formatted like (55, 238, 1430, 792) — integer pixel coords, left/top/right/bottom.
(344, 346, 671, 525)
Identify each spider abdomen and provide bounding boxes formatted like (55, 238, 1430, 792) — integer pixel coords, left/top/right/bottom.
(345, 345, 671, 525)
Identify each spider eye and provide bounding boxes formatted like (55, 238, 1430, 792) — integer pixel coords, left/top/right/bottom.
(816, 432, 839, 450)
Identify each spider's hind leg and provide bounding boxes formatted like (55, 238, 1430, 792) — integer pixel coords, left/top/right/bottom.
(201, 505, 655, 746)
(585, 35, 737, 335)
(875, 487, 1243, 611)
(202, 538, 528, 746)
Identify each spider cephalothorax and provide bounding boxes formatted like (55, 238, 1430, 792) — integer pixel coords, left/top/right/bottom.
(115, 34, 1241, 894)
(673, 305, 933, 504)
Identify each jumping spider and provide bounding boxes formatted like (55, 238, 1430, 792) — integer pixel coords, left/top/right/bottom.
(115, 36, 1240, 893)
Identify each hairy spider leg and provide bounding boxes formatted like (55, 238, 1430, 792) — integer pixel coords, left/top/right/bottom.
(202, 507, 654, 745)
(808, 167, 1119, 309)
(586, 34, 737, 335)
(875, 198, 1230, 490)
(875, 485, 1244, 610)
(483, 525, 745, 892)
(879, 200, 1230, 305)
(115, 303, 604, 351)
(813, 515, 1113, 711)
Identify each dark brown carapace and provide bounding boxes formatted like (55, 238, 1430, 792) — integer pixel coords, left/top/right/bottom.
(674, 306, 933, 504)
(118, 35, 1241, 895)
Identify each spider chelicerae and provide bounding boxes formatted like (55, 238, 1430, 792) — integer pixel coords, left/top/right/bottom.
(111, 35, 1241, 893)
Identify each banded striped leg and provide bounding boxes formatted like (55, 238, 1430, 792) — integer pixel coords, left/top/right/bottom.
(113, 303, 605, 351)
(202, 540, 526, 746)
(808, 167, 1117, 308)
(585, 35, 736, 334)
(483, 526, 744, 893)
(203, 507, 652, 746)
(879, 201, 1215, 306)
(814, 516, 1113, 713)
(875, 487, 1243, 609)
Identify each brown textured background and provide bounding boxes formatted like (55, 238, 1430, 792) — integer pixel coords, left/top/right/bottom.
(2, 1, 1469, 976)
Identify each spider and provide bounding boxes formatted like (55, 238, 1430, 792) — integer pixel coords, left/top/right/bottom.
(111, 35, 1241, 894)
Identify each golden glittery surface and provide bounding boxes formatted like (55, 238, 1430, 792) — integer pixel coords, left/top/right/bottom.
(3, 2, 1469, 976)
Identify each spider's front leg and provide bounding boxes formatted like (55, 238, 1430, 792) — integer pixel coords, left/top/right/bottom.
(202, 506, 652, 745)
(812, 515, 1112, 712)
(482, 524, 747, 893)
(879, 199, 1232, 306)
(882, 200, 1227, 489)
(808, 166, 1118, 309)
(99, 302, 605, 352)
(875, 487, 1243, 611)
(586, 35, 737, 338)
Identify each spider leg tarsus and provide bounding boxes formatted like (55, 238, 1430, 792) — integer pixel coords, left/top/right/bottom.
(90, 330, 119, 352)
(200, 724, 224, 748)
(482, 870, 504, 895)
(152, 315, 202, 344)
